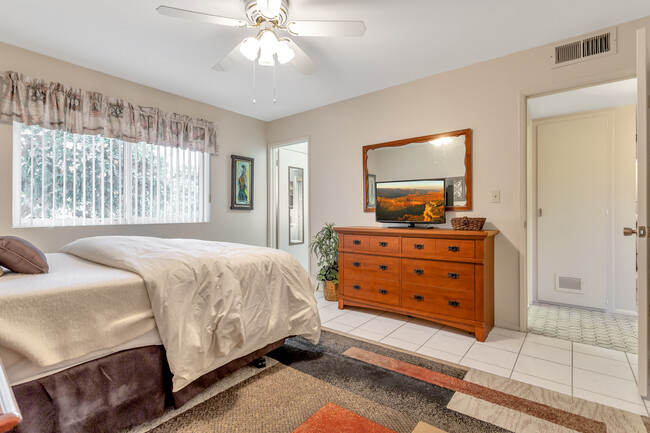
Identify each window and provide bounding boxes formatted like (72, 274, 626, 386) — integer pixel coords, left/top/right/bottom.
(13, 123, 210, 227)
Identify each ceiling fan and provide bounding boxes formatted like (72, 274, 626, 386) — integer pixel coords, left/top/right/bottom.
(157, 0, 366, 75)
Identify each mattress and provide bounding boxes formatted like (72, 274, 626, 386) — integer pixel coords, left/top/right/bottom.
(0, 253, 157, 377)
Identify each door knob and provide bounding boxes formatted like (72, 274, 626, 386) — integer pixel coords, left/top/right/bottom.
(624, 226, 647, 238)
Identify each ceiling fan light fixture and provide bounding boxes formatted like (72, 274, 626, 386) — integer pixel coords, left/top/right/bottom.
(259, 29, 279, 54)
(258, 0, 282, 19)
(258, 49, 275, 67)
(239, 37, 261, 61)
(276, 40, 295, 64)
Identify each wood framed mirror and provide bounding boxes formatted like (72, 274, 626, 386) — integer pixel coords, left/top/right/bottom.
(363, 128, 472, 212)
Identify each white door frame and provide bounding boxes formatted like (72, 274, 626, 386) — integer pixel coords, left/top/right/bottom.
(517, 69, 636, 332)
(267, 136, 311, 272)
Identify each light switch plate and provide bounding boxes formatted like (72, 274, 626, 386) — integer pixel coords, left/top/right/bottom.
(491, 190, 500, 203)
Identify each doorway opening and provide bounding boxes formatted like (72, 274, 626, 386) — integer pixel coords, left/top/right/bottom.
(526, 78, 638, 353)
(269, 140, 310, 272)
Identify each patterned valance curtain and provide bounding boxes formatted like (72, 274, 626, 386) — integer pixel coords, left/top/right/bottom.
(0, 71, 218, 154)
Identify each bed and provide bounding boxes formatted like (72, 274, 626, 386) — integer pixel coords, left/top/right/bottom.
(0, 236, 321, 433)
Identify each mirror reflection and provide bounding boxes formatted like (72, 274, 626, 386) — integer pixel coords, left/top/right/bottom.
(289, 166, 304, 245)
(363, 129, 471, 211)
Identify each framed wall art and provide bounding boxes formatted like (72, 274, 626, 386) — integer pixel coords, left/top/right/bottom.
(231, 155, 254, 210)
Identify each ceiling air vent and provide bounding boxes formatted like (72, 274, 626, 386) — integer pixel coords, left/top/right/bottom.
(551, 27, 617, 68)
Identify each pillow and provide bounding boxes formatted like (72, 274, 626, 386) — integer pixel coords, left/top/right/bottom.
(0, 236, 49, 274)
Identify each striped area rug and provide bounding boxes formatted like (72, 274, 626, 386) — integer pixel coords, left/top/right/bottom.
(130, 330, 650, 433)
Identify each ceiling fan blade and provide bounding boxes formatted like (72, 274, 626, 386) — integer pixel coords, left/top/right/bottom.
(212, 43, 245, 72)
(286, 20, 366, 37)
(284, 39, 318, 75)
(157, 6, 248, 28)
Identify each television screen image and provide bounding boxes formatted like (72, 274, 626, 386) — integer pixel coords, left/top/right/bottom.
(375, 179, 446, 225)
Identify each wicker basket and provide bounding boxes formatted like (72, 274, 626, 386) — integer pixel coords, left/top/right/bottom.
(451, 216, 486, 231)
(323, 280, 339, 301)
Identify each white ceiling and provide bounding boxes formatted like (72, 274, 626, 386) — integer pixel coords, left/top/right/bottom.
(1, 1, 649, 122)
(528, 79, 638, 119)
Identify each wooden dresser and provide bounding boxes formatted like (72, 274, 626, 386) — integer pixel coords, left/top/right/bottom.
(335, 226, 498, 341)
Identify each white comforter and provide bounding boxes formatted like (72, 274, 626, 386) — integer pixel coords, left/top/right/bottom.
(61, 236, 320, 391)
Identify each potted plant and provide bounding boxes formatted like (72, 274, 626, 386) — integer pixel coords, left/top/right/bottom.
(309, 222, 339, 301)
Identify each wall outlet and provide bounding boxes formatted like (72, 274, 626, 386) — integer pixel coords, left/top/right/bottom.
(491, 190, 500, 203)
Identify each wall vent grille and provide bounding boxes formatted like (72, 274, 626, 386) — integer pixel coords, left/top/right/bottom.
(551, 27, 617, 68)
(555, 275, 584, 294)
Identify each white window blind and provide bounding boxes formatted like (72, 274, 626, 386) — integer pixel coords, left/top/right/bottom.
(13, 122, 210, 227)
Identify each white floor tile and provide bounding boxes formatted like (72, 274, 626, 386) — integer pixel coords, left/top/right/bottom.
(422, 333, 474, 356)
(460, 358, 512, 378)
(329, 311, 374, 328)
(520, 340, 572, 366)
(416, 346, 463, 364)
(318, 308, 348, 322)
(573, 342, 628, 362)
(315, 297, 332, 308)
(436, 326, 478, 342)
(573, 388, 648, 416)
(380, 336, 421, 352)
(345, 306, 382, 316)
(525, 333, 572, 350)
(627, 352, 639, 365)
(322, 301, 342, 310)
(513, 355, 571, 385)
(510, 372, 572, 396)
(387, 324, 438, 346)
(573, 352, 635, 381)
(463, 344, 518, 370)
(356, 317, 404, 336)
(404, 318, 444, 330)
(480, 331, 525, 353)
(321, 321, 354, 333)
(491, 327, 527, 340)
(374, 311, 412, 324)
(348, 328, 386, 342)
(573, 368, 642, 404)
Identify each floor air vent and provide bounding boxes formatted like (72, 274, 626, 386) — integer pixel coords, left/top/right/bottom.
(555, 275, 584, 294)
(551, 27, 616, 68)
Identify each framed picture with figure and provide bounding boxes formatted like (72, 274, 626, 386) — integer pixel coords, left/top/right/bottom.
(231, 155, 254, 210)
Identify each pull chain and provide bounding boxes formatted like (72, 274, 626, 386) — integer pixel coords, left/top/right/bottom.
(273, 61, 277, 104)
(252, 60, 257, 104)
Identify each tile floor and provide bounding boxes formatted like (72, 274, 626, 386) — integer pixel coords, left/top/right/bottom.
(528, 303, 638, 353)
(315, 291, 649, 417)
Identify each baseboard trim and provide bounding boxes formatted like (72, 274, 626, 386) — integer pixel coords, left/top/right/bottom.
(613, 308, 638, 317)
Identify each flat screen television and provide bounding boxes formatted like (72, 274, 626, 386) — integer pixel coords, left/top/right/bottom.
(375, 179, 446, 227)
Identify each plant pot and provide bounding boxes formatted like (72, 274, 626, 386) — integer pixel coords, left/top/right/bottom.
(323, 280, 339, 302)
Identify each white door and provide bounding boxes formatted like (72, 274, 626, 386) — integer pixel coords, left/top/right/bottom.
(536, 112, 611, 309)
(277, 142, 310, 271)
(636, 27, 649, 397)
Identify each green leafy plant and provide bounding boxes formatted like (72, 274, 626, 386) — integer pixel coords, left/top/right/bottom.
(309, 222, 339, 286)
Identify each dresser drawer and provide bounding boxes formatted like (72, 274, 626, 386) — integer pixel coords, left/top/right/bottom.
(369, 235, 399, 254)
(343, 253, 399, 281)
(401, 237, 437, 258)
(342, 277, 400, 307)
(401, 259, 474, 292)
(435, 239, 475, 259)
(402, 283, 475, 321)
(343, 234, 370, 251)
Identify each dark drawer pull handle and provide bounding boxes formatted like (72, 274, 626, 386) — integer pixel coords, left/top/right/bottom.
(448, 246, 460, 252)
(448, 300, 460, 307)
(414, 269, 424, 275)
(352, 284, 361, 290)
(448, 272, 460, 279)
(414, 295, 424, 301)
(353, 240, 361, 245)
(379, 241, 388, 247)
(378, 265, 388, 271)
(414, 244, 424, 250)
(379, 289, 388, 295)
(353, 262, 361, 267)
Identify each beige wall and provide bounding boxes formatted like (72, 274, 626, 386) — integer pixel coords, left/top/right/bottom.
(0, 42, 268, 253)
(267, 16, 650, 330)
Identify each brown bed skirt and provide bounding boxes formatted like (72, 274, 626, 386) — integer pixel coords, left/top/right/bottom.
(11, 340, 285, 433)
